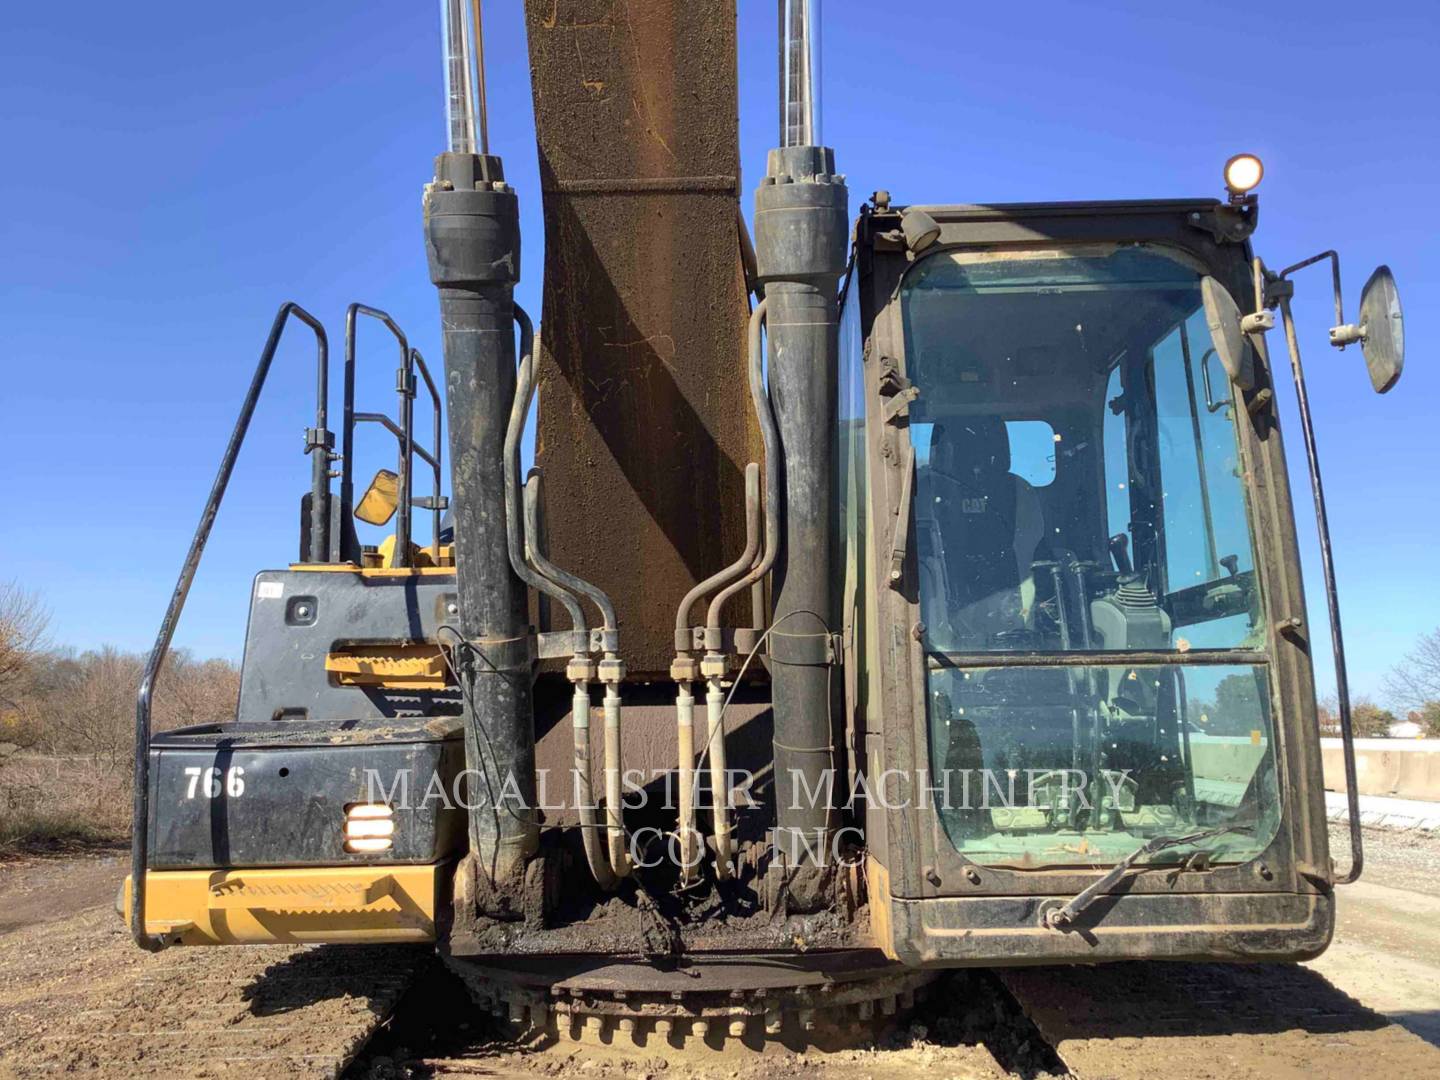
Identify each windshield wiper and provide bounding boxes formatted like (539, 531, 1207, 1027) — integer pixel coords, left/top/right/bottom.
(1042, 825, 1252, 930)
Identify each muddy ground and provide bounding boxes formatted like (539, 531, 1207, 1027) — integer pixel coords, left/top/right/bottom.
(0, 824, 1437, 1079)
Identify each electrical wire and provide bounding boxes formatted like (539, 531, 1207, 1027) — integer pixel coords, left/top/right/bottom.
(693, 608, 835, 776)
(435, 623, 535, 889)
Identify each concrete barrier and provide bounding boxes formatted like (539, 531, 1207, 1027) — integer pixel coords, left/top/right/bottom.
(1321, 737, 1440, 800)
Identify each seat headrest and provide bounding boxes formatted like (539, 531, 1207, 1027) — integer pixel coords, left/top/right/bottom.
(931, 416, 1010, 477)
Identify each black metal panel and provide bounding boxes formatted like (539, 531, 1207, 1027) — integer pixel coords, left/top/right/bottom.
(886, 888, 1332, 966)
(147, 719, 464, 869)
(235, 569, 459, 724)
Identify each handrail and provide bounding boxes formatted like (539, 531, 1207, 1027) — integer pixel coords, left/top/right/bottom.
(353, 413, 441, 470)
(342, 304, 415, 565)
(131, 302, 327, 951)
(1275, 295, 1363, 883)
(410, 348, 444, 559)
(349, 347, 444, 563)
(304, 316, 335, 563)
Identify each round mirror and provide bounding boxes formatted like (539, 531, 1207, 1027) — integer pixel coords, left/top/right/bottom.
(1358, 265, 1404, 393)
(1200, 277, 1256, 391)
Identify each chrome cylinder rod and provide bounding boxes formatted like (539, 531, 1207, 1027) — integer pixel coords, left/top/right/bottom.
(440, 0, 491, 154)
(779, 0, 821, 147)
(469, 0, 490, 154)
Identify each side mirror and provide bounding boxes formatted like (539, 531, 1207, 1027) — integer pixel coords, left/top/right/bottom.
(1357, 266, 1404, 393)
(355, 468, 400, 526)
(1200, 277, 1256, 391)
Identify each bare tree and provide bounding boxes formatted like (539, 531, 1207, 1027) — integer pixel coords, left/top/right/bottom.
(1316, 693, 1340, 736)
(0, 581, 49, 694)
(1384, 628, 1440, 711)
(42, 647, 145, 768)
(28, 647, 241, 768)
(155, 651, 241, 731)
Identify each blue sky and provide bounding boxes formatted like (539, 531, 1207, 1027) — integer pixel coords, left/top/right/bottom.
(2, 0, 1435, 704)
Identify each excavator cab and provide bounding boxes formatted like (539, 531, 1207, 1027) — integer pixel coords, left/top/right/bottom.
(847, 196, 1388, 962)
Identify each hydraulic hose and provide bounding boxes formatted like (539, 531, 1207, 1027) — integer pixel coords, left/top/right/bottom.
(570, 679, 618, 891)
(674, 681, 700, 884)
(602, 681, 629, 876)
(704, 465, 762, 631)
(502, 308, 618, 891)
(504, 307, 587, 641)
(699, 302, 780, 879)
(706, 675, 734, 878)
(524, 473, 631, 879)
(675, 461, 762, 639)
(707, 302, 780, 617)
(671, 464, 760, 883)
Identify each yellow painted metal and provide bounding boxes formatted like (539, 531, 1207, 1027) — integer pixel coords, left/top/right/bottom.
(326, 644, 450, 689)
(377, 533, 400, 567)
(866, 857, 897, 960)
(120, 864, 446, 946)
(286, 562, 455, 577)
(376, 535, 455, 569)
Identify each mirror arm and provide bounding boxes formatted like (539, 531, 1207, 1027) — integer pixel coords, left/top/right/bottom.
(1278, 250, 1344, 322)
(1276, 250, 1364, 349)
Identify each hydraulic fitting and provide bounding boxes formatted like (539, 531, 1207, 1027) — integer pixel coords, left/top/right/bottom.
(598, 655, 627, 685)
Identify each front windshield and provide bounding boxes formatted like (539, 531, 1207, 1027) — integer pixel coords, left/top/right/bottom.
(901, 245, 1279, 869)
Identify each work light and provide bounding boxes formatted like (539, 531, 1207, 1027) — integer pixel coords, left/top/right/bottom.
(344, 803, 395, 854)
(1224, 153, 1264, 196)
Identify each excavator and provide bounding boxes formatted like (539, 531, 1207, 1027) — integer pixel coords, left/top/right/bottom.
(123, 0, 1409, 1042)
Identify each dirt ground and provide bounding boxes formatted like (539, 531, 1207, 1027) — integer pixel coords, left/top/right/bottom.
(1, 824, 1437, 1079)
(1305, 824, 1440, 1048)
(0, 850, 121, 936)
(0, 853, 421, 1078)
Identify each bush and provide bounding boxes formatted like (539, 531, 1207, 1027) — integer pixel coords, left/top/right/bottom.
(1351, 700, 1396, 738)
(1413, 701, 1440, 738)
(0, 753, 131, 856)
(0, 631, 239, 856)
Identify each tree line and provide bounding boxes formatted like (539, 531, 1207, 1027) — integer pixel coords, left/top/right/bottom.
(6, 581, 1440, 753)
(1, 581, 240, 762)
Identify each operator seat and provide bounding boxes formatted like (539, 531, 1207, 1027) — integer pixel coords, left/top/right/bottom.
(926, 417, 1044, 647)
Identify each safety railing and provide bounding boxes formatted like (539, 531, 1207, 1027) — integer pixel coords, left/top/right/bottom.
(130, 301, 328, 950)
(340, 304, 445, 566)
